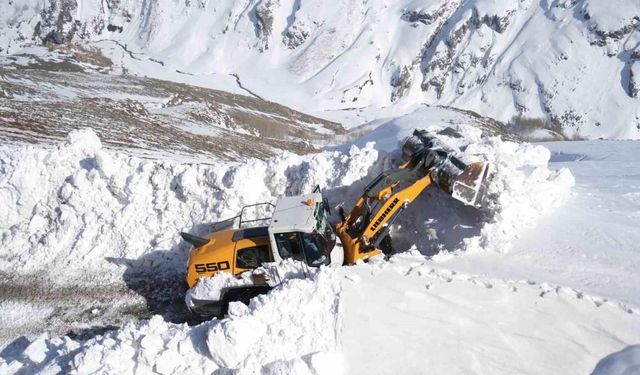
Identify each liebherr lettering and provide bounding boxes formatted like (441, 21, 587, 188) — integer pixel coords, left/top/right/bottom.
(369, 197, 400, 232)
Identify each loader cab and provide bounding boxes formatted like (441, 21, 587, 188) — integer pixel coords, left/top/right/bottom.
(268, 193, 343, 268)
(184, 192, 342, 288)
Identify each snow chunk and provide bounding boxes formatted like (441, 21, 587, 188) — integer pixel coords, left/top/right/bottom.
(23, 334, 49, 364)
(206, 269, 341, 370)
(186, 260, 315, 310)
(65, 128, 103, 155)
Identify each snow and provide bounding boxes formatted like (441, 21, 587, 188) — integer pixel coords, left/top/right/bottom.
(2, 254, 638, 374)
(0, 109, 565, 283)
(581, 0, 640, 33)
(436, 140, 640, 307)
(1, 114, 639, 374)
(592, 345, 640, 375)
(1, 0, 639, 371)
(339, 254, 640, 375)
(0, 269, 343, 374)
(186, 260, 312, 310)
(0, 128, 379, 283)
(2, 0, 640, 136)
(351, 108, 575, 257)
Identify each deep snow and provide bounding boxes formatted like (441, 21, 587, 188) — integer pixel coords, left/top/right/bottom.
(0, 109, 572, 284)
(435, 140, 640, 307)
(2, 111, 640, 374)
(2, 255, 638, 374)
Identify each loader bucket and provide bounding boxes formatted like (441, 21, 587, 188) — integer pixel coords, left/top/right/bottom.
(451, 162, 491, 208)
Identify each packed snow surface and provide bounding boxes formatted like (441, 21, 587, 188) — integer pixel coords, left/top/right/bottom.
(2, 255, 638, 374)
(437, 140, 640, 307)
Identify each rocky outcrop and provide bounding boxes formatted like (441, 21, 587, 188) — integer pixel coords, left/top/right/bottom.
(253, 0, 277, 51)
(283, 21, 310, 49)
(35, 0, 81, 44)
(390, 65, 413, 102)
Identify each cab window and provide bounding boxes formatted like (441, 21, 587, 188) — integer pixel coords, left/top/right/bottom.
(236, 245, 270, 269)
(274, 232, 330, 267)
(274, 233, 305, 262)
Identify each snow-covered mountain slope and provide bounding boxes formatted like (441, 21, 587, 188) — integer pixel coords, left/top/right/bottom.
(2, 0, 639, 137)
(0, 45, 343, 160)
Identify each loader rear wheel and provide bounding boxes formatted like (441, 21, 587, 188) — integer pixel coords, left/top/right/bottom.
(379, 235, 394, 256)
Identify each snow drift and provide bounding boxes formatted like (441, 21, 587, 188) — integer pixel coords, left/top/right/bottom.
(0, 267, 343, 374)
(2, 254, 638, 374)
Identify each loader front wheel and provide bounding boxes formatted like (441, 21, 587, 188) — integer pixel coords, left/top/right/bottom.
(380, 235, 394, 256)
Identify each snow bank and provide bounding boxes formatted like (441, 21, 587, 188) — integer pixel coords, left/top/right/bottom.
(0, 128, 380, 283)
(0, 117, 575, 283)
(460, 137, 575, 254)
(591, 345, 640, 375)
(0, 267, 342, 374)
(0, 118, 573, 282)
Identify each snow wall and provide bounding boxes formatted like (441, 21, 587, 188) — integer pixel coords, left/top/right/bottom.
(0, 110, 576, 373)
(0, 112, 574, 283)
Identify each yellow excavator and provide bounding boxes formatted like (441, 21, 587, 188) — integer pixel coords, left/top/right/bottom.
(181, 129, 491, 315)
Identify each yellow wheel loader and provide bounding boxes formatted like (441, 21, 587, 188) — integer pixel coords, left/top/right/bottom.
(181, 129, 491, 315)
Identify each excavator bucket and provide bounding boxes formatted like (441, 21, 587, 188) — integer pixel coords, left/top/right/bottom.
(450, 162, 491, 208)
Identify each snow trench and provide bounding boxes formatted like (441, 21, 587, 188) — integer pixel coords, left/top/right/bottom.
(1, 268, 343, 374)
(0, 126, 575, 372)
(0, 126, 573, 281)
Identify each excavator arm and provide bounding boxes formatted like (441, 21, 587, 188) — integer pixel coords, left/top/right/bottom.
(336, 129, 491, 264)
